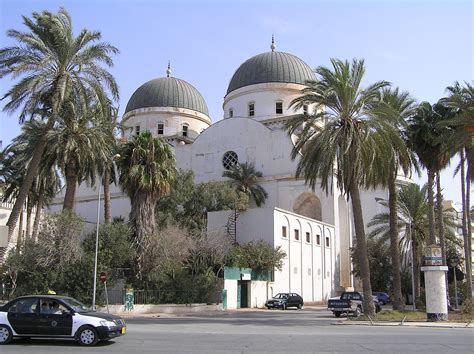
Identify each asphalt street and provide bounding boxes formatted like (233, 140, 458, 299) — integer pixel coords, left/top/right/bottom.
(2, 309, 473, 353)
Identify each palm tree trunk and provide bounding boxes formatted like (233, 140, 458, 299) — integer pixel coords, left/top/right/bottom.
(26, 197, 33, 240)
(63, 158, 78, 211)
(32, 193, 44, 241)
(130, 191, 157, 278)
(388, 173, 404, 310)
(5, 116, 55, 245)
(349, 184, 375, 315)
(436, 172, 446, 265)
(427, 169, 436, 245)
(413, 239, 421, 298)
(461, 148, 473, 297)
(103, 168, 112, 224)
(17, 206, 24, 251)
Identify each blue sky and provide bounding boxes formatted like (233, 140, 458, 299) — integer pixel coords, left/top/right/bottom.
(0, 0, 473, 204)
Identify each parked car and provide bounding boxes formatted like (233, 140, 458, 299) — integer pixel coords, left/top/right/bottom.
(0, 295, 126, 346)
(327, 291, 381, 317)
(372, 292, 391, 305)
(265, 293, 303, 310)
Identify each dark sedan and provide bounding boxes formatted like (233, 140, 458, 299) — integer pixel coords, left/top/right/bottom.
(0, 295, 126, 346)
(265, 293, 304, 310)
(373, 292, 391, 305)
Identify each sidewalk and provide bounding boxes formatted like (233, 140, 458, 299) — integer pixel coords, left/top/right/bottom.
(335, 319, 473, 329)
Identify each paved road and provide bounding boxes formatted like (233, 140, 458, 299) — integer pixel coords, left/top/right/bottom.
(2, 309, 473, 353)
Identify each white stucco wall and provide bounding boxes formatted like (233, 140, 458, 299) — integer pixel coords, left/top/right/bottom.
(250, 281, 268, 308)
(223, 279, 238, 310)
(210, 206, 339, 304)
(122, 106, 211, 141)
(223, 83, 314, 121)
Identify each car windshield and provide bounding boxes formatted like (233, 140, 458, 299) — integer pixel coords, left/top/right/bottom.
(274, 293, 288, 299)
(61, 298, 90, 313)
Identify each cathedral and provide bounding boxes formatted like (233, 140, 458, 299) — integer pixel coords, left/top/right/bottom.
(49, 39, 394, 309)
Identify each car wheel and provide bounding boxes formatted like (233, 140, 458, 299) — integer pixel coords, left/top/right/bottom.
(334, 312, 342, 318)
(77, 326, 99, 346)
(354, 306, 361, 317)
(0, 325, 13, 345)
(297, 303, 303, 310)
(282, 303, 287, 310)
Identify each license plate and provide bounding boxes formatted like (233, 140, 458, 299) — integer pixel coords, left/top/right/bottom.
(121, 327, 126, 334)
(267, 304, 273, 307)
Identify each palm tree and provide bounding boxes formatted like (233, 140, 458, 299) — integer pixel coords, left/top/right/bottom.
(372, 87, 418, 310)
(43, 98, 116, 211)
(101, 107, 121, 224)
(222, 162, 268, 207)
(117, 131, 176, 276)
(407, 102, 456, 257)
(222, 162, 268, 242)
(0, 122, 61, 244)
(286, 58, 397, 315)
(0, 8, 119, 249)
(443, 81, 474, 296)
(368, 183, 457, 303)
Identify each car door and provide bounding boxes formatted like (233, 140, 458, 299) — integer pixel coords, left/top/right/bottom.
(7, 298, 40, 335)
(38, 299, 73, 336)
(289, 294, 297, 307)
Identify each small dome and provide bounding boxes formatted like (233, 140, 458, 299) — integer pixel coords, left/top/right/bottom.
(226, 51, 315, 95)
(125, 77, 209, 116)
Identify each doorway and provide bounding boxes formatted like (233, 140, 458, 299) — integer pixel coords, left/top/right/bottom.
(237, 280, 250, 308)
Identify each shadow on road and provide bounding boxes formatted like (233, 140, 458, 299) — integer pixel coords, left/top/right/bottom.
(8, 337, 116, 347)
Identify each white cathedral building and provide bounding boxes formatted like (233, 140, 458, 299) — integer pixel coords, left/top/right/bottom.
(49, 40, 395, 309)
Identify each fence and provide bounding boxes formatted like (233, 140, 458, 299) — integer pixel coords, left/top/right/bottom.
(0, 287, 222, 306)
(105, 289, 222, 305)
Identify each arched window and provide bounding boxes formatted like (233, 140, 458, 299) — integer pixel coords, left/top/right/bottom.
(222, 151, 238, 170)
(229, 108, 234, 118)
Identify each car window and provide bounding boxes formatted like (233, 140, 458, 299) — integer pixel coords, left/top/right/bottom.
(9, 298, 38, 314)
(40, 299, 69, 315)
(61, 297, 90, 313)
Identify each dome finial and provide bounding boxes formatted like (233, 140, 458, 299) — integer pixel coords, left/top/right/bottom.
(270, 34, 276, 52)
(166, 61, 171, 77)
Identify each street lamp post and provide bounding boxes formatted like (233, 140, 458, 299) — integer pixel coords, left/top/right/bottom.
(92, 154, 120, 311)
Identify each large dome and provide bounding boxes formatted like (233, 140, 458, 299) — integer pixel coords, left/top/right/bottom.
(125, 76, 209, 116)
(226, 51, 316, 95)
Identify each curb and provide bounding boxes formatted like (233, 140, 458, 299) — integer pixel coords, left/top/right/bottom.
(333, 320, 473, 329)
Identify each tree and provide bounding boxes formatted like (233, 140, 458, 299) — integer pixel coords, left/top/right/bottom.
(443, 81, 474, 297)
(226, 240, 286, 272)
(43, 98, 116, 210)
(156, 169, 238, 232)
(351, 236, 392, 295)
(222, 162, 268, 243)
(407, 102, 457, 259)
(222, 162, 268, 208)
(1, 121, 61, 241)
(117, 131, 176, 276)
(372, 87, 418, 310)
(368, 183, 458, 303)
(286, 58, 395, 315)
(0, 8, 119, 254)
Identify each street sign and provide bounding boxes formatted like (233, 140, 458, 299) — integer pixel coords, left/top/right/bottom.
(99, 272, 107, 283)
